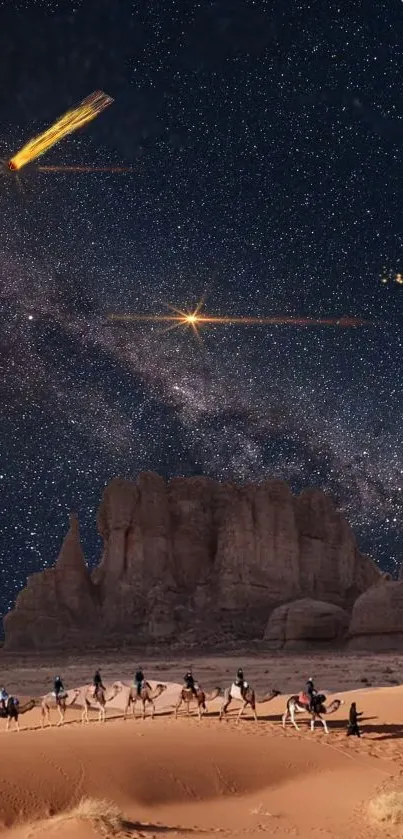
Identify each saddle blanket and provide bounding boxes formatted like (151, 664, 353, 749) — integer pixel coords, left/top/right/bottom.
(298, 692, 309, 705)
(52, 690, 68, 700)
(230, 683, 246, 701)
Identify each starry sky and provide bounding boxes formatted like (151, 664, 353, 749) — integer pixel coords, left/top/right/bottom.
(1, 0, 403, 622)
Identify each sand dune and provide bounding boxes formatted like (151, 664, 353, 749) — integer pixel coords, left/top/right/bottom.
(1, 681, 403, 838)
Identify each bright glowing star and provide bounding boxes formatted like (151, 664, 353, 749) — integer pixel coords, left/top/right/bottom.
(8, 90, 114, 171)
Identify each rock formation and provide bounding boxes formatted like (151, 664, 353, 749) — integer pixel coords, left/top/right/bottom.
(264, 599, 350, 650)
(3, 473, 381, 650)
(347, 576, 403, 650)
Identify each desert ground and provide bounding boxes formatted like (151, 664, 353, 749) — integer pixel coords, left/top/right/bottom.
(1, 651, 403, 839)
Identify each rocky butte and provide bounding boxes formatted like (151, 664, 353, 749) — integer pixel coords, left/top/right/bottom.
(3, 473, 383, 651)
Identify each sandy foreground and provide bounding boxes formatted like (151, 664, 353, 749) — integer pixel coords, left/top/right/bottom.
(0, 653, 403, 839)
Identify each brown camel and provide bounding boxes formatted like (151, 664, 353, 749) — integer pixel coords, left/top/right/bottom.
(81, 683, 122, 724)
(0, 697, 36, 732)
(124, 682, 167, 720)
(282, 693, 344, 733)
(41, 688, 80, 727)
(219, 683, 280, 723)
(175, 685, 221, 721)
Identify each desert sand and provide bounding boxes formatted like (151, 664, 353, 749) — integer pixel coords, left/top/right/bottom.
(0, 653, 403, 839)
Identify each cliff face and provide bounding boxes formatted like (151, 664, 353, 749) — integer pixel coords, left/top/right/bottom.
(3, 473, 381, 650)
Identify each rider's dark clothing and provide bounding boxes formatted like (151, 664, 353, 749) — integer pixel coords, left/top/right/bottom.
(134, 670, 144, 695)
(305, 680, 316, 711)
(184, 673, 197, 694)
(54, 677, 64, 697)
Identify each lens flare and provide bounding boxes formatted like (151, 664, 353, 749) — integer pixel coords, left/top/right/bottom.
(8, 90, 113, 171)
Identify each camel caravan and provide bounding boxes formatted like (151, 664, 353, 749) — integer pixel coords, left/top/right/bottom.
(0, 671, 351, 735)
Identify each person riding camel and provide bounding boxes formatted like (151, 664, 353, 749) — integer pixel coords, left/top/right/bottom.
(305, 677, 317, 712)
(0, 686, 9, 712)
(134, 667, 145, 697)
(184, 670, 197, 696)
(235, 668, 248, 698)
(53, 676, 65, 700)
(93, 669, 105, 698)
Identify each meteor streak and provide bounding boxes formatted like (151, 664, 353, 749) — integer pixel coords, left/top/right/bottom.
(108, 305, 370, 339)
(8, 90, 113, 171)
(37, 165, 135, 173)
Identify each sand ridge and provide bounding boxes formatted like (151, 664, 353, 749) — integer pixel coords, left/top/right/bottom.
(0, 680, 403, 838)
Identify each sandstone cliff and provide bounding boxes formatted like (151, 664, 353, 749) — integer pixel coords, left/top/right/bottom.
(347, 576, 403, 650)
(3, 473, 381, 650)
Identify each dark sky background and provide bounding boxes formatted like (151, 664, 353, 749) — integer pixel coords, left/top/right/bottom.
(1, 0, 403, 621)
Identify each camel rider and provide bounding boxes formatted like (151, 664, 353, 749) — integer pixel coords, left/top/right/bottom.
(235, 668, 248, 697)
(134, 667, 144, 696)
(53, 676, 65, 699)
(184, 670, 197, 695)
(305, 677, 317, 711)
(0, 686, 9, 711)
(93, 670, 105, 697)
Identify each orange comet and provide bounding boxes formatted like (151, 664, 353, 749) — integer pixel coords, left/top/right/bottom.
(107, 302, 370, 340)
(8, 90, 113, 171)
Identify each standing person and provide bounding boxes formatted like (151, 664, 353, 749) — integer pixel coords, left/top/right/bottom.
(347, 702, 362, 737)
(134, 666, 144, 696)
(93, 669, 105, 698)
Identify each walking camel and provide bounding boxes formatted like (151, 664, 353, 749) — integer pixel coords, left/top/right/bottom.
(175, 685, 221, 721)
(124, 682, 167, 720)
(0, 697, 36, 732)
(282, 693, 344, 733)
(219, 683, 280, 723)
(41, 688, 81, 727)
(81, 683, 122, 724)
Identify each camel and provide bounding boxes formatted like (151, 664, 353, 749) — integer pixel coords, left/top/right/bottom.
(0, 697, 35, 732)
(219, 683, 280, 723)
(41, 688, 80, 728)
(282, 693, 344, 733)
(81, 682, 122, 724)
(124, 682, 167, 720)
(175, 685, 221, 721)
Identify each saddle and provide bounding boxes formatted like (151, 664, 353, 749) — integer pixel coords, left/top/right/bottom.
(298, 692, 310, 705)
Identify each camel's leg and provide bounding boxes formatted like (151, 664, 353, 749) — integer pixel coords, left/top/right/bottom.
(14, 717, 20, 733)
(150, 701, 155, 720)
(174, 698, 182, 719)
(236, 703, 246, 725)
(198, 701, 202, 722)
(81, 705, 88, 724)
(186, 701, 190, 717)
(282, 710, 288, 728)
(219, 696, 231, 721)
(6, 716, 10, 732)
(310, 717, 315, 732)
(57, 705, 64, 727)
(290, 707, 300, 732)
(320, 716, 329, 734)
(142, 701, 146, 721)
(251, 702, 258, 723)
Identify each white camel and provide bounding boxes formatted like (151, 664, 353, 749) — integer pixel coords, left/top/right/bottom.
(282, 692, 344, 733)
(219, 683, 280, 723)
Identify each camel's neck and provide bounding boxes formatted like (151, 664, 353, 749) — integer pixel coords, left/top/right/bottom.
(327, 701, 340, 714)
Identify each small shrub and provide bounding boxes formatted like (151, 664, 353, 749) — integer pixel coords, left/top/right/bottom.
(369, 791, 403, 825)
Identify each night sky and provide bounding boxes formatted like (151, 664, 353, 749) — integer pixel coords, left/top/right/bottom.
(1, 0, 403, 621)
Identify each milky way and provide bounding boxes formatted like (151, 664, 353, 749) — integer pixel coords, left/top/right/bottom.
(1, 0, 403, 618)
